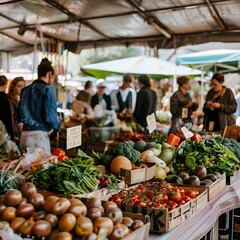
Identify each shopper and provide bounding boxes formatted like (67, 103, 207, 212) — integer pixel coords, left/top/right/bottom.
(110, 73, 136, 113)
(91, 81, 111, 110)
(0, 75, 14, 140)
(84, 80, 93, 96)
(76, 81, 93, 102)
(169, 76, 198, 134)
(203, 72, 236, 132)
(8, 77, 25, 142)
(133, 74, 157, 128)
(18, 58, 60, 153)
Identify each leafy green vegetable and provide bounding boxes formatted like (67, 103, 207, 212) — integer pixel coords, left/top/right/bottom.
(0, 146, 8, 159)
(28, 149, 101, 196)
(145, 134, 167, 144)
(174, 139, 239, 176)
(222, 138, 240, 160)
(0, 170, 24, 194)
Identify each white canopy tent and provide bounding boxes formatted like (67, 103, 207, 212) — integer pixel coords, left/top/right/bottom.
(81, 56, 202, 79)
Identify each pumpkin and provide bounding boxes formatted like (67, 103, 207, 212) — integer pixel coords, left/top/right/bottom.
(110, 156, 132, 175)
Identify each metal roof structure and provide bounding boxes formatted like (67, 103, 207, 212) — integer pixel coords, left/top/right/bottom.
(0, 0, 240, 54)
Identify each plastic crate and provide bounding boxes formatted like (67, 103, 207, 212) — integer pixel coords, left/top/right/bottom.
(90, 126, 121, 142)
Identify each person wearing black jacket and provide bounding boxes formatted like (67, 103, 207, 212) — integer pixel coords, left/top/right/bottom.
(91, 81, 111, 110)
(133, 74, 157, 128)
(0, 75, 14, 140)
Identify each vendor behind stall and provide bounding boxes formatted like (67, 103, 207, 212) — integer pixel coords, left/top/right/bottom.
(110, 74, 136, 113)
(169, 76, 198, 134)
(91, 81, 111, 111)
(133, 74, 157, 129)
(203, 72, 236, 132)
(18, 58, 60, 154)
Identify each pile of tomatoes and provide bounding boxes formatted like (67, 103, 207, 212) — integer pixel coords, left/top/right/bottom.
(109, 181, 199, 211)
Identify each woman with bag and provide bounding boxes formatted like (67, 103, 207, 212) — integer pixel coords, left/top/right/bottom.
(203, 72, 236, 132)
(169, 76, 198, 134)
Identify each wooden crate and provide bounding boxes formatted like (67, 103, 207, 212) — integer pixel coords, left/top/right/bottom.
(105, 185, 207, 233)
(173, 174, 226, 201)
(119, 163, 156, 185)
(122, 212, 150, 240)
(226, 170, 240, 185)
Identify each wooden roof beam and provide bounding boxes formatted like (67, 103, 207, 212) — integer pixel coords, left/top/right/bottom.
(125, 0, 172, 38)
(0, 31, 32, 46)
(205, 0, 227, 31)
(43, 0, 110, 40)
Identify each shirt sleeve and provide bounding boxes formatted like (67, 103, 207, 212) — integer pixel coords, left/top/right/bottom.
(170, 93, 181, 117)
(220, 89, 237, 114)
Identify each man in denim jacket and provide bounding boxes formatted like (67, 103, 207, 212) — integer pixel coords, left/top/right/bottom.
(18, 59, 59, 153)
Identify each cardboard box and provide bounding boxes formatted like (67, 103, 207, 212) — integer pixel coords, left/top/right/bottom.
(106, 185, 208, 233)
(119, 163, 156, 185)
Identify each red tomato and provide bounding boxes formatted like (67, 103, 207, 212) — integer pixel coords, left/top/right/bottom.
(153, 203, 165, 209)
(168, 202, 178, 210)
(138, 186, 146, 191)
(169, 191, 182, 202)
(163, 194, 168, 202)
(99, 176, 109, 188)
(183, 195, 191, 202)
(112, 195, 122, 204)
(186, 190, 197, 199)
(138, 202, 147, 207)
(147, 201, 153, 207)
(178, 188, 185, 195)
(194, 190, 199, 196)
(119, 190, 129, 198)
(178, 199, 186, 206)
(131, 193, 139, 200)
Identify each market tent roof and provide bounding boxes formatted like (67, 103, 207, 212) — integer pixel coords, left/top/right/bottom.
(0, 0, 240, 54)
(81, 56, 202, 78)
(176, 49, 240, 72)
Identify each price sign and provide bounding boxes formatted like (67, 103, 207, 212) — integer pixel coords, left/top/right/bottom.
(146, 113, 157, 134)
(181, 126, 194, 139)
(66, 125, 82, 150)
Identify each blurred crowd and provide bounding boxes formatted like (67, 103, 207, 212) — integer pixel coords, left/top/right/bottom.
(1, 57, 240, 153)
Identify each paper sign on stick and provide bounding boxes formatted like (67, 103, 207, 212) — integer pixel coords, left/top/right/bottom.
(147, 113, 157, 134)
(181, 127, 194, 139)
(66, 125, 82, 149)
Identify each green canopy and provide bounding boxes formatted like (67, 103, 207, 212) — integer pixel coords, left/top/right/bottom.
(177, 49, 240, 72)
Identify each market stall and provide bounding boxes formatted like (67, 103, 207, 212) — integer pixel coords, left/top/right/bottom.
(1, 123, 240, 239)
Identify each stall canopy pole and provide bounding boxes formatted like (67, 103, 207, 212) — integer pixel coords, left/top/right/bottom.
(200, 66, 204, 109)
(173, 37, 177, 91)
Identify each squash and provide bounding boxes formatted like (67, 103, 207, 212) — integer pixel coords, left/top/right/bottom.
(110, 156, 132, 175)
(144, 155, 166, 168)
(140, 150, 154, 160)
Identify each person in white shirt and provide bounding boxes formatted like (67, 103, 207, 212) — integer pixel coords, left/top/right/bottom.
(110, 74, 136, 113)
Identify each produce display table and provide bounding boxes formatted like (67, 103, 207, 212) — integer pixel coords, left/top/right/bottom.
(149, 180, 240, 240)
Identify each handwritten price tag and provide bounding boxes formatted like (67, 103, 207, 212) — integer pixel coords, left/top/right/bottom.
(66, 125, 82, 150)
(146, 113, 157, 134)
